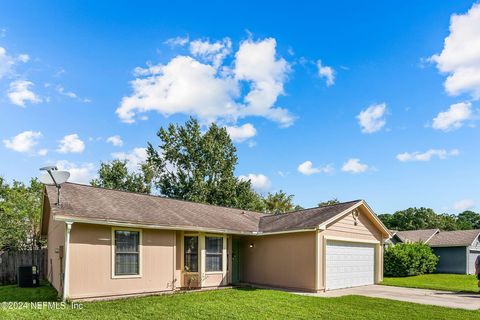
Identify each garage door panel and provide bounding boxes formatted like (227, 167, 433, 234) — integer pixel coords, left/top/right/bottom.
(326, 241, 375, 290)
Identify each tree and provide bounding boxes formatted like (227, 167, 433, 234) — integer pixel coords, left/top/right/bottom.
(0, 179, 43, 263)
(263, 190, 295, 214)
(90, 160, 151, 194)
(456, 211, 480, 230)
(379, 207, 440, 231)
(146, 117, 264, 211)
(318, 198, 340, 207)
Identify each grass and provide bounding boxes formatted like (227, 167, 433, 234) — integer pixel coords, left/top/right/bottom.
(0, 283, 479, 319)
(0, 281, 58, 302)
(382, 274, 479, 293)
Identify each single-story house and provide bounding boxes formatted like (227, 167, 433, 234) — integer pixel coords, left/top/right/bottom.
(387, 228, 480, 275)
(41, 183, 390, 301)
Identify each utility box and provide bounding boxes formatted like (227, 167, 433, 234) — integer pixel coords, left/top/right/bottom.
(18, 265, 40, 288)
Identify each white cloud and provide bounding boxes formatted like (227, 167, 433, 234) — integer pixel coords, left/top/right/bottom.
(112, 147, 148, 172)
(106, 135, 124, 147)
(396, 149, 459, 162)
(57, 134, 85, 153)
(17, 54, 29, 63)
(452, 199, 476, 212)
(55, 160, 96, 184)
(7, 80, 41, 107)
(3, 131, 42, 153)
(0, 47, 15, 79)
(225, 123, 256, 142)
(317, 60, 335, 86)
(56, 85, 78, 99)
(116, 37, 294, 127)
(430, 3, 480, 98)
(238, 173, 271, 192)
(341, 158, 369, 174)
(0, 28, 6, 38)
(432, 101, 473, 131)
(357, 103, 387, 133)
(164, 36, 189, 47)
(297, 161, 334, 176)
(37, 148, 48, 156)
(189, 38, 232, 68)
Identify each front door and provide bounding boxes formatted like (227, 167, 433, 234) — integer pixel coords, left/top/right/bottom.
(232, 238, 240, 283)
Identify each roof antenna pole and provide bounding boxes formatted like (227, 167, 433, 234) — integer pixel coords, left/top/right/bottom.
(39, 166, 70, 208)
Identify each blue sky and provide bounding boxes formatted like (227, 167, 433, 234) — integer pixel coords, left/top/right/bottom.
(1, 1, 479, 214)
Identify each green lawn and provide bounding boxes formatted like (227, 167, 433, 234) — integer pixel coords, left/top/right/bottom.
(382, 274, 479, 293)
(1, 283, 479, 319)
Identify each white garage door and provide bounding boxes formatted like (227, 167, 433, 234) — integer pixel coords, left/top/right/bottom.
(326, 241, 375, 290)
(468, 250, 480, 275)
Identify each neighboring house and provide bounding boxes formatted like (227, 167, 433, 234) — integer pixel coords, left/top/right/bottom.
(428, 230, 480, 275)
(386, 229, 439, 246)
(40, 183, 390, 301)
(386, 228, 480, 275)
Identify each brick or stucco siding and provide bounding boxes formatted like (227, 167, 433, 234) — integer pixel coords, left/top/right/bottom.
(433, 247, 467, 274)
(68, 223, 177, 299)
(239, 232, 317, 291)
(46, 209, 65, 296)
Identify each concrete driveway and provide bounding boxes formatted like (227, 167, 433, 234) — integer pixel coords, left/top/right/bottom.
(299, 285, 480, 310)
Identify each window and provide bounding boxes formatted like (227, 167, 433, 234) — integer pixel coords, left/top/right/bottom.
(184, 236, 198, 272)
(206, 236, 223, 272)
(114, 230, 140, 276)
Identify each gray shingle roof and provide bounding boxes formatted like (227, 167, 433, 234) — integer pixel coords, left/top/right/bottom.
(428, 229, 480, 247)
(44, 183, 363, 234)
(395, 229, 439, 243)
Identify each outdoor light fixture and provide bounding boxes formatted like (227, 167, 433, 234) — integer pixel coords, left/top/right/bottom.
(352, 209, 360, 226)
(249, 243, 254, 248)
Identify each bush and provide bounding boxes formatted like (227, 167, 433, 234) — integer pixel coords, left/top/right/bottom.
(384, 243, 438, 277)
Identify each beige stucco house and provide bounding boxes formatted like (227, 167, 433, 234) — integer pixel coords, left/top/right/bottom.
(41, 183, 390, 301)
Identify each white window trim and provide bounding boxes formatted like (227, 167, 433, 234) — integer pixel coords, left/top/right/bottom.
(204, 235, 225, 274)
(111, 227, 143, 279)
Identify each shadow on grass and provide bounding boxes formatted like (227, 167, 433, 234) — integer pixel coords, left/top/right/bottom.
(0, 281, 59, 302)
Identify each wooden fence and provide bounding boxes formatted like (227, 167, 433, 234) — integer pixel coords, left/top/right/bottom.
(0, 249, 47, 285)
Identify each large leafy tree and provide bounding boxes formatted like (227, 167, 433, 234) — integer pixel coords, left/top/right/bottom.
(90, 160, 151, 194)
(146, 117, 264, 211)
(263, 190, 296, 214)
(456, 211, 480, 230)
(0, 179, 43, 260)
(379, 207, 440, 231)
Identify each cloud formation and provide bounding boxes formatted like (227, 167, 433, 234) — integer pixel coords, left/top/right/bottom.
(8, 80, 41, 107)
(225, 123, 256, 142)
(297, 161, 333, 175)
(341, 158, 369, 174)
(432, 102, 473, 131)
(57, 134, 85, 153)
(430, 3, 480, 99)
(112, 147, 148, 172)
(238, 173, 271, 192)
(317, 60, 335, 86)
(116, 37, 294, 127)
(357, 103, 387, 133)
(396, 149, 459, 162)
(3, 130, 42, 153)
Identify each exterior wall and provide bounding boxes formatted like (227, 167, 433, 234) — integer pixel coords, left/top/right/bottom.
(433, 247, 467, 274)
(68, 223, 176, 299)
(318, 207, 384, 290)
(176, 231, 229, 288)
(46, 212, 65, 295)
(239, 232, 316, 291)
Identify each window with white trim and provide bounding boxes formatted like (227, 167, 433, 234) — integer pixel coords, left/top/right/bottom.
(114, 230, 140, 276)
(205, 236, 223, 272)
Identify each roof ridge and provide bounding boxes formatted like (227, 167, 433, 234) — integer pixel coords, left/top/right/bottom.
(261, 199, 363, 217)
(62, 182, 266, 216)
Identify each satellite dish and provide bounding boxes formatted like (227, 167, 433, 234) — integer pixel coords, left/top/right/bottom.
(38, 166, 70, 207)
(39, 171, 70, 186)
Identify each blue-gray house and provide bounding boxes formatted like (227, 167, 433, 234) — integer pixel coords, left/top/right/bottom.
(389, 229, 480, 275)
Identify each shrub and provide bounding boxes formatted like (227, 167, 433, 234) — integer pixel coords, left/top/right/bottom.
(384, 242, 438, 277)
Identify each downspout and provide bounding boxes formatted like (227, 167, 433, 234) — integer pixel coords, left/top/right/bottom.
(63, 221, 73, 301)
